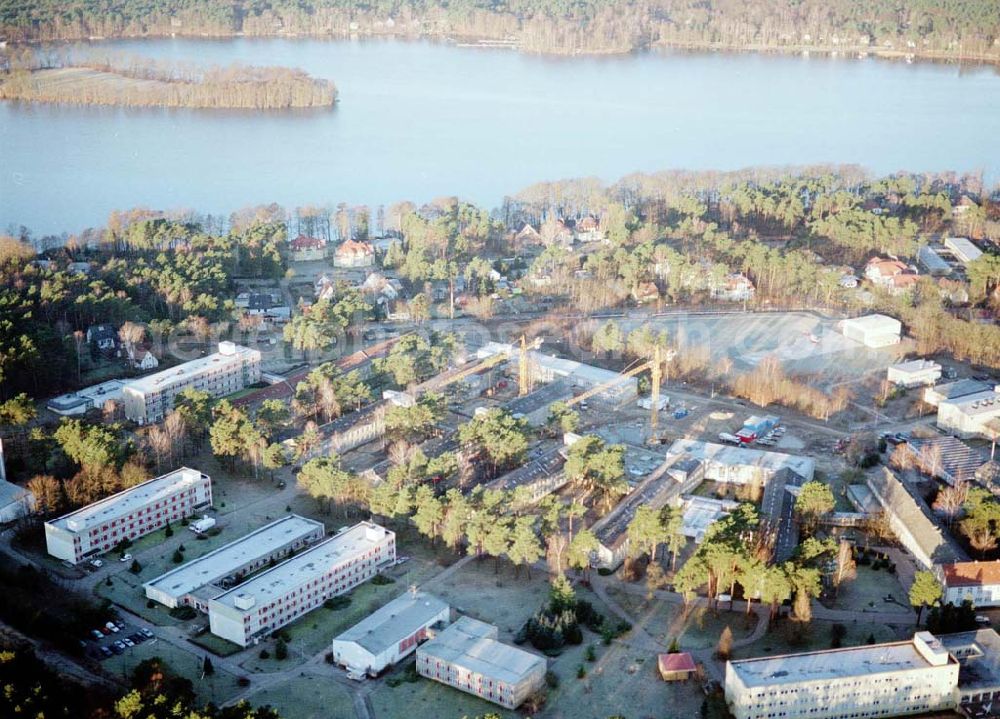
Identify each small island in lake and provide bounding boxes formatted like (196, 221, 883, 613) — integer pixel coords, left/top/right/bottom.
(0, 57, 337, 109)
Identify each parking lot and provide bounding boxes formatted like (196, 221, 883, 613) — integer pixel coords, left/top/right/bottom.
(83, 617, 156, 661)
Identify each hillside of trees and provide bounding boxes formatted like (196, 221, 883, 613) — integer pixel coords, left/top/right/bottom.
(0, 53, 337, 109)
(0, 0, 997, 62)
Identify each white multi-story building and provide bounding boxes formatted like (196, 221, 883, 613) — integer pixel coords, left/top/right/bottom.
(416, 616, 546, 710)
(121, 341, 262, 425)
(725, 632, 959, 719)
(331, 591, 449, 676)
(207, 521, 395, 647)
(938, 560, 1000, 608)
(45, 468, 212, 564)
(143, 515, 325, 612)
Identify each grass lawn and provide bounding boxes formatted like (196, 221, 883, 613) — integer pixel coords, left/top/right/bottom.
(250, 676, 355, 719)
(544, 639, 704, 719)
(605, 587, 756, 650)
(822, 565, 908, 612)
(101, 636, 245, 705)
(731, 618, 905, 660)
(189, 631, 242, 657)
(370, 665, 517, 719)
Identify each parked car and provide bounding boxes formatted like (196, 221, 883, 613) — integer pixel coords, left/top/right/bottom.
(91, 629, 104, 640)
(139, 628, 154, 639)
(89, 559, 103, 568)
(976, 615, 991, 626)
(99, 646, 113, 659)
(111, 643, 124, 655)
(105, 622, 120, 633)
(119, 553, 133, 562)
(122, 637, 135, 647)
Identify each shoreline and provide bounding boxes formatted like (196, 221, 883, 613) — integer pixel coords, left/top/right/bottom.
(7, 30, 1000, 68)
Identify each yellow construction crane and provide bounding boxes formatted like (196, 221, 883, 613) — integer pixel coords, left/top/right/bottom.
(565, 345, 671, 430)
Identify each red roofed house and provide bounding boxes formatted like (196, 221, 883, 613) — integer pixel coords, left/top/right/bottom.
(864, 257, 919, 296)
(334, 239, 375, 268)
(938, 560, 1000, 608)
(658, 652, 697, 681)
(290, 234, 327, 262)
(711, 273, 756, 302)
(633, 281, 660, 304)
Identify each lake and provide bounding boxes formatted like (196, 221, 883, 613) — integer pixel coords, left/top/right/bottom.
(2, 38, 999, 236)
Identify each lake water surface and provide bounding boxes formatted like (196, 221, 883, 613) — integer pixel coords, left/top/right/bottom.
(2, 38, 999, 235)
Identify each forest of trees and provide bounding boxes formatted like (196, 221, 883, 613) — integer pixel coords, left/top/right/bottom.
(0, 0, 997, 61)
(0, 52, 337, 109)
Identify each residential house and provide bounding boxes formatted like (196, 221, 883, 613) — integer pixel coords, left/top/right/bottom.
(289, 234, 327, 262)
(576, 215, 604, 243)
(335, 240, 375, 268)
(633, 281, 660, 304)
(86, 324, 119, 356)
(953, 196, 978, 216)
(513, 223, 542, 247)
(865, 257, 920, 295)
(711, 273, 755, 302)
(542, 218, 574, 247)
(68, 261, 91, 275)
(127, 347, 159, 371)
(938, 561, 1000, 608)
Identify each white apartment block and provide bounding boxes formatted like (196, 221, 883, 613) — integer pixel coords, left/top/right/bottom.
(416, 616, 546, 709)
(207, 521, 395, 647)
(45, 468, 212, 564)
(121, 341, 262, 425)
(143, 515, 325, 611)
(331, 591, 450, 676)
(725, 632, 959, 719)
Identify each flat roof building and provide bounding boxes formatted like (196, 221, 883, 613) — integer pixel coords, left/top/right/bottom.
(208, 521, 395, 647)
(416, 616, 546, 710)
(924, 379, 992, 408)
(919, 245, 952, 276)
(888, 359, 942, 388)
(725, 631, 959, 719)
(937, 388, 1000, 439)
(47, 379, 127, 417)
(665, 439, 815, 485)
(143, 515, 325, 611)
(45, 467, 212, 564)
(331, 591, 450, 676)
(841, 314, 902, 348)
(938, 561, 1000, 609)
(0, 479, 34, 523)
(938, 628, 1000, 707)
(121, 342, 262, 425)
(679, 495, 737, 543)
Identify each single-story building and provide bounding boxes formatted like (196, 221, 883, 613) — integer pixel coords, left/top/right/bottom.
(841, 314, 902, 348)
(659, 652, 697, 681)
(888, 359, 942, 388)
(0, 479, 35, 523)
(331, 591, 449, 676)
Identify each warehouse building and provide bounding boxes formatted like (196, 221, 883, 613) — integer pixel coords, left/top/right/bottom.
(937, 388, 1000, 439)
(938, 561, 1000, 609)
(665, 439, 815, 485)
(0, 479, 35, 523)
(841, 314, 902, 348)
(143, 515, 325, 611)
(416, 616, 546, 709)
(208, 521, 395, 647)
(924, 379, 992, 408)
(725, 631, 959, 719)
(45, 468, 211, 564)
(121, 341, 262, 425)
(896, 436, 987, 486)
(331, 591, 449, 676)
(866, 468, 966, 569)
(944, 237, 983, 266)
(888, 359, 942, 388)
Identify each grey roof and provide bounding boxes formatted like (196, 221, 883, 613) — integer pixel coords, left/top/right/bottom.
(503, 379, 572, 417)
(419, 616, 545, 686)
(0, 480, 32, 507)
(866, 468, 967, 565)
(334, 591, 449, 655)
(929, 379, 992, 402)
(485, 447, 566, 493)
(938, 629, 1000, 691)
(904, 436, 988, 482)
